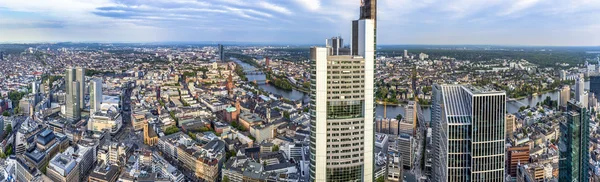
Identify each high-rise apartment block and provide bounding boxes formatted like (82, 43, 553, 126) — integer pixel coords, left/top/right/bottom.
(431, 84, 506, 182)
(309, 0, 376, 181)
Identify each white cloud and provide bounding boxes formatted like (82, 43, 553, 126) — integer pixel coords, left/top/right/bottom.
(259, 1, 292, 15)
(499, 0, 542, 16)
(294, 0, 321, 11)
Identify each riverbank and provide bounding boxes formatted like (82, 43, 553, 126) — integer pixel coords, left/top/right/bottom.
(508, 88, 558, 101)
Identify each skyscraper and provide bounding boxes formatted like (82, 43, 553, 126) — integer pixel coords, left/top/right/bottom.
(560, 85, 571, 109)
(31, 80, 39, 95)
(559, 101, 590, 182)
(506, 113, 515, 138)
(65, 68, 81, 121)
(75, 67, 86, 109)
(90, 78, 103, 114)
(431, 84, 506, 182)
(589, 75, 600, 99)
(218, 44, 225, 61)
(328, 36, 343, 55)
(352, 0, 376, 56)
(309, 1, 375, 181)
(575, 74, 585, 103)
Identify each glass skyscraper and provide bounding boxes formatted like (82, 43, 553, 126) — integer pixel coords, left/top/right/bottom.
(65, 67, 81, 122)
(309, 1, 376, 181)
(559, 101, 590, 182)
(431, 84, 506, 182)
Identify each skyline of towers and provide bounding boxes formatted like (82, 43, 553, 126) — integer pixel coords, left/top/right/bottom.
(559, 101, 590, 182)
(65, 68, 81, 121)
(431, 84, 506, 182)
(309, 0, 376, 181)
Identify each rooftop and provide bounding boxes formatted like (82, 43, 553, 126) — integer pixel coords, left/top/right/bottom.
(49, 153, 77, 176)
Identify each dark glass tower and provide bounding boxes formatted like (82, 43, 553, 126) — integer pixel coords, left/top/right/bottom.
(559, 101, 590, 182)
(589, 75, 600, 98)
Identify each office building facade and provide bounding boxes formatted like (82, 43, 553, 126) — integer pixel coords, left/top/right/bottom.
(90, 78, 103, 114)
(559, 101, 590, 182)
(309, 1, 375, 181)
(75, 67, 85, 109)
(590, 75, 600, 99)
(65, 68, 81, 121)
(560, 85, 570, 109)
(506, 113, 516, 138)
(575, 74, 586, 104)
(431, 84, 506, 182)
(218, 44, 225, 61)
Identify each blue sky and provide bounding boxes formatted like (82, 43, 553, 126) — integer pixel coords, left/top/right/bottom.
(0, 0, 599, 46)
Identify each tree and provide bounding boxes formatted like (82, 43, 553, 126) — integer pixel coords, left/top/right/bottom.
(283, 111, 290, 119)
(5, 124, 11, 135)
(272, 145, 279, 152)
(164, 126, 180, 135)
(2, 111, 9, 116)
(302, 82, 311, 89)
(188, 132, 197, 140)
(223, 176, 230, 182)
(395, 114, 403, 121)
(519, 106, 527, 112)
(376, 176, 385, 182)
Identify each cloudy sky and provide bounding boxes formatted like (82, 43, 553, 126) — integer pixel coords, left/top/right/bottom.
(0, 0, 599, 46)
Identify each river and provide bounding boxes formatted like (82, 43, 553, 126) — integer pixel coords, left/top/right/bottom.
(233, 57, 586, 121)
(506, 81, 590, 113)
(233, 58, 309, 102)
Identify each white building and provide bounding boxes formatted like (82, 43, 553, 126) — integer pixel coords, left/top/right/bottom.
(419, 53, 429, 60)
(309, 4, 375, 181)
(90, 78, 103, 114)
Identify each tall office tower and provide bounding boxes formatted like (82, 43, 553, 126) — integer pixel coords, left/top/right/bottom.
(589, 75, 600, 98)
(90, 78, 103, 114)
(31, 81, 39, 94)
(75, 67, 85, 109)
(352, 0, 376, 56)
(560, 85, 571, 108)
(403, 50, 408, 58)
(575, 74, 585, 103)
(218, 44, 225, 61)
(310, 1, 375, 181)
(65, 68, 81, 121)
(559, 101, 590, 182)
(0, 51, 3, 60)
(404, 101, 417, 134)
(506, 113, 515, 138)
(327, 36, 343, 55)
(431, 84, 506, 182)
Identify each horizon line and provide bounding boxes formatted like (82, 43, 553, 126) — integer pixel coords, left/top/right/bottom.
(0, 41, 598, 48)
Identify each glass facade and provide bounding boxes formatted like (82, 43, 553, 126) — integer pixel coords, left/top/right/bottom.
(432, 85, 506, 182)
(559, 101, 589, 182)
